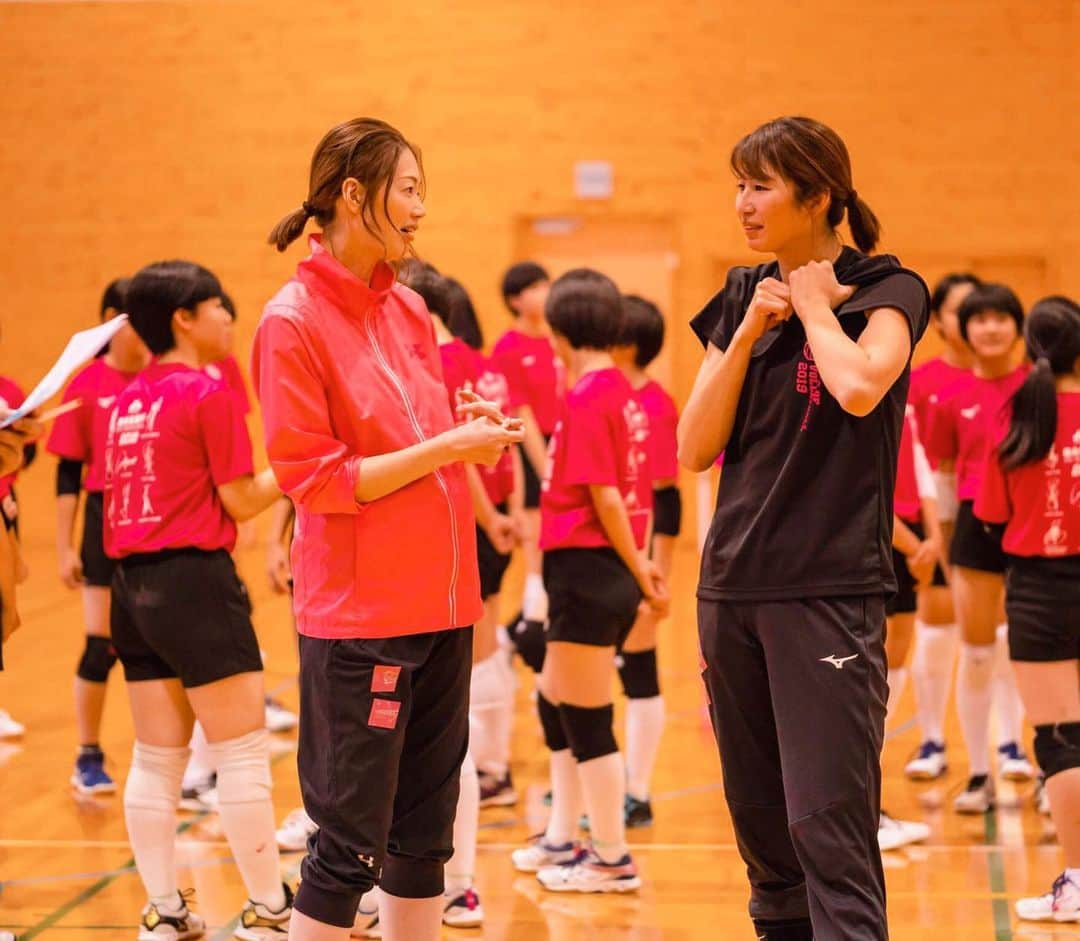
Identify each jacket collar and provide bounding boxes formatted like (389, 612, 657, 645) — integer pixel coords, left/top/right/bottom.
(296, 235, 397, 316)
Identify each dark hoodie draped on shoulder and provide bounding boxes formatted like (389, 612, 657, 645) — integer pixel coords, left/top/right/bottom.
(691, 247, 930, 603)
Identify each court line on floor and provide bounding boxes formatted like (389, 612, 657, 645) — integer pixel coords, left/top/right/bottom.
(985, 809, 1014, 940)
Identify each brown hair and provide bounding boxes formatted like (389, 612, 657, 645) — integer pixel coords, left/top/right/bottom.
(268, 118, 424, 253)
(730, 116, 881, 253)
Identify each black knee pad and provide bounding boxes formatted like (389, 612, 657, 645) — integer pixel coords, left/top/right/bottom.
(76, 636, 117, 684)
(537, 693, 568, 752)
(752, 917, 814, 941)
(1034, 722, 1080, 780)
(618, 649, 660, 699)
(380, 854, 444, 899)
(511, 618, 546, 674)
(559, 703, 617, 764)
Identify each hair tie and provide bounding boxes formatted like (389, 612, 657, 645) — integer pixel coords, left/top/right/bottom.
(302, 200, 316, 218)
(1036, 355, 1052, 369)
(847, 189, 859, 207)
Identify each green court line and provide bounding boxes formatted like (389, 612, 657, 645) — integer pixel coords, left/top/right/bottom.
(984, 809, 1013, 940)
(18, 749, 295, 939)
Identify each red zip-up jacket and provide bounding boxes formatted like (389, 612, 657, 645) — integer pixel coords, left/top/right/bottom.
(252, 237, 482, 639)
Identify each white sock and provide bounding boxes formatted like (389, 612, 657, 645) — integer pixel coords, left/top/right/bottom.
(124, 741, 190, 903)
(357, 887, 381, 915)
(544, 749, 583, 846)
(523, 573, 548, 623)
(577, 751, 627, 864)
(625, 696, 665, 801)
(445, 754, 478, 895)
(207, 729, 285, 911)
(957, 644, 995, 777)
(469, 655, 507, 778)
(493, 651, 517, 774)
(181, 722, 214, 790)
(911, 622, 958, 744)
(992, 623, 1025, 747)
(886, 667, 909, 725)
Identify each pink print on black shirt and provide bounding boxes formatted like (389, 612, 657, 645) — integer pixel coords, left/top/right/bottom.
(795, 342, 822, 431)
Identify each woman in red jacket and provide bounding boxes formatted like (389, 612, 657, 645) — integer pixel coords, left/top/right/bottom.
(255, 118, 523, 941)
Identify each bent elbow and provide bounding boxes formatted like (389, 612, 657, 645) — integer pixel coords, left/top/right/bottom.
(677, 441, 714, 474)
(836, 381, 882, 418)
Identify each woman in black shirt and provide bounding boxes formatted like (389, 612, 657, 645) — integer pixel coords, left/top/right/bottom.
(679, 116, 929, 941)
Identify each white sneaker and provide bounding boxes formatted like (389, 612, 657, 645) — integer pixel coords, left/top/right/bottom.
(351, 904, 380, 938)
(954, 774, 995, 814)
(264, 699, 298, 734)
(275, 808, 316, 852)
(1035, 776, 1052, 816)
(904, 741, 946, 780)
(878, 812, 931, 851)
(178, 774, 217, 814)
(998, 742, 1035, 781)
(0, 710, 25, 739)
(1016, 872, 1080, 922)
(511, 836, 579, 873)
(234, 884, 292, 939)
(442, 888, 484, 927)
(138, 892, 206, 940)
(537, 849, 641, 894)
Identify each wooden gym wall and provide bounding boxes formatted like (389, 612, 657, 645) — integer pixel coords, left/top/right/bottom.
(0, 0, 1077, 428)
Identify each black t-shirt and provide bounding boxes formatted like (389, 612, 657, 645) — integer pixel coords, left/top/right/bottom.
(690, 247, 930, 602)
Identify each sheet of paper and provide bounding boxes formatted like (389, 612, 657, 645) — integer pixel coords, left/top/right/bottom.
(0, 316, 131, 427)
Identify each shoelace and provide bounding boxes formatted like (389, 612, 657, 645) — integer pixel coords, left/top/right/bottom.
(178, 888, 198, 911)
(1052, 872, 1071, 900)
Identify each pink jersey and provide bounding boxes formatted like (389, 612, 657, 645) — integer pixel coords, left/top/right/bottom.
(975, 393, 1080, 557)
(636, 378, 678, 482)
(894, 408, 933, 524)
(540, 367, 652, 551)
(438, 338, 515, 506)
(47, 359, 140, 493)
(205, 354, 252, 414)
(103, 362, 253, 558)
(492, 330, 563, 435)
(0, 376, 26, 500)
(924, 365, 1029, 501)
(908, 356, 970, 448)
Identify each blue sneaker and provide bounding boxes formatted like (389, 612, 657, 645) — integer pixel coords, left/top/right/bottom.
(998, 742, 1036, 781)
(71, 747, 116, 794)
(904, 740, 947, 780)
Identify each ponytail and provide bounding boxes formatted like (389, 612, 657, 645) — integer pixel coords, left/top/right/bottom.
(846, 191, 881, 254)
(999, 358, 1058, 470)
(998, 294, 1080, 469)
(268, 206, 312, 253)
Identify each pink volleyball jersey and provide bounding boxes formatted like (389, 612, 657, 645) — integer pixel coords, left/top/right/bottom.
(103, 362, 253, 557)
(976, 392, 1080, 558)
(492, 329, 563, 435)
(47, 359, 140, 492)
(636, 378, 678, 482)
(924, 365, 1029, 501)
(438, 337, 515, 506)
(540, 367, 652, 551)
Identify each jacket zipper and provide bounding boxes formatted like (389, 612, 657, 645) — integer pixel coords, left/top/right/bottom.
(364, 315, 460, 626)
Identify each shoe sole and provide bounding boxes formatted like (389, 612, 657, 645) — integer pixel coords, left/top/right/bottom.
(904, 765, 947, 781)
(538, 878, 642, 894)
(70, 777, 116, 795)
(1002, 769, 1034, 782)
(138, 928, 204, 940)
(513, 857, 575, 874)
(443, 914, 484, 928)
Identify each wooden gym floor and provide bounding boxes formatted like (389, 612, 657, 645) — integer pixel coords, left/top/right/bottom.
(0, 471, 1076, 940)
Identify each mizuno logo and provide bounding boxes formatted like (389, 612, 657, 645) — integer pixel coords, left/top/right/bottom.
(820, 654, 859, 670)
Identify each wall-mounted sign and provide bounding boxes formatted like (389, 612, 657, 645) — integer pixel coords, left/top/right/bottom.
(574, 160, 614, 199)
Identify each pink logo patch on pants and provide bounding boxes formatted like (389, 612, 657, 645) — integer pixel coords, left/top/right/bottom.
(371, 665, 401, 693)
(368, 698, 402, 730)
